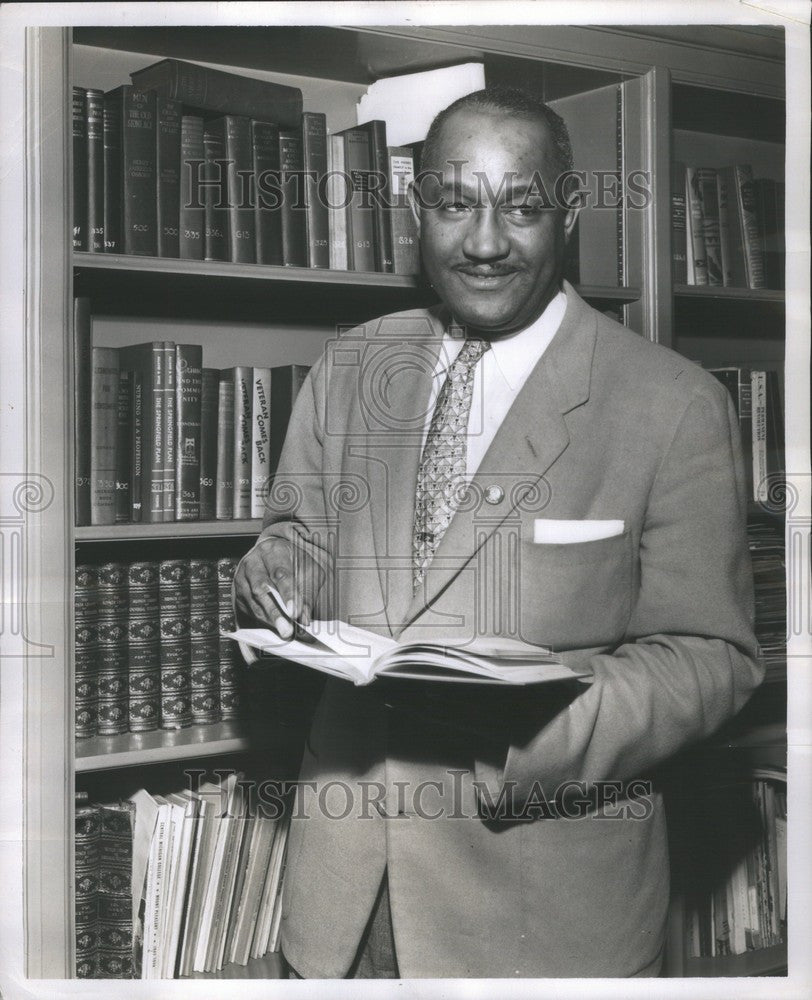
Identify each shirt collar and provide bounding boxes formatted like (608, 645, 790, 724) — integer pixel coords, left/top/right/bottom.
(438, 290, 568, 391)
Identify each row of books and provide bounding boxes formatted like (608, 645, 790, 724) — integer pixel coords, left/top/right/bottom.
(72, 58, 420, 274)
(673, 164, 785, 289)
(685, 775, 786, 958)
(708, 367, 784, 503)
(75, 300, 310, 526)
(748, 519, 786, 682)
(75, 558, 241, 739)
(75, 773, 290, 978)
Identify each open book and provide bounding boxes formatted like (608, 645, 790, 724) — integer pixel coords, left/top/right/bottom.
(225, 620, 590, 687)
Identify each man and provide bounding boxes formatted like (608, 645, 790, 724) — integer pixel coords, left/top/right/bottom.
(234, 87, 762, 978)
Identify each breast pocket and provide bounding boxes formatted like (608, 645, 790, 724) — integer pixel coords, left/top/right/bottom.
(517, 529, 634, 648)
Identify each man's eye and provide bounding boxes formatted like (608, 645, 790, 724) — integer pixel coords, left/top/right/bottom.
(441, 201, 471, 213)
(505, 204, 542, 217)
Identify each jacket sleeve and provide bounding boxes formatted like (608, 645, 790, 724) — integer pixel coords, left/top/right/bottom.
(474, 379, 764, 802)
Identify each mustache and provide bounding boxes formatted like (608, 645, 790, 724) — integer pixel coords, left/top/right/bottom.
(453, 264, 519, 277)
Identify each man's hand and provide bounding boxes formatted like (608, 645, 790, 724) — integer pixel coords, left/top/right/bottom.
(234, 536, 325, 639)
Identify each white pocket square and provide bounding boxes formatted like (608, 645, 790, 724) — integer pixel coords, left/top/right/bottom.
(533, 519, 625, 544)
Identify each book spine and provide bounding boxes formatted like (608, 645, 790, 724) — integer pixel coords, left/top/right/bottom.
(114, 370, 133, 524)
(301, 112, 329, 268)
(86, 89, 105, 253)
(251, 367, 272, 519)
(102, 93, 123, 253)
(278, 129, 307, 266)
(159, 559, 192, 729)
(751, 370, 768, 503)
(73, 88, 88, 251)
(252, 120, 283, 266)
(685, 165, 708, 285)
(362, 120, 392, 272)
(127, 561, 160, 733)
(754, 178, 781, 290)
(96, 562, 129, 736)
(179, 115, 205, 260)
(718, 167, 748, 287)
(156, 96, 182, 258)
(716, 169, 734, 287)
(74, 564, 99, 740)
(269, 364, 309, 473)
(90, 347, 120, 526)
(130, 58, 303, 127)
(203, 121, 229, 262)
(697, 168, 723, 286)
(388, 147, 420, 276)
(733, 164, 766, 289)
(215, 376, 235, 519)
(327, 134, 348, 270)
(121, 87, 157, 256)
(765, 369, 784, 483)
(670, 160, 687, 285)
(738, 369, 754, 501)
(175, 344, 203, 520)
(232, 367, 253, 519)
(162, 343, 176, 522)
(190, 559, 221, 725)
(199, 368, 219, 520)
(224, 116, 256, 264)
(97, 802, 136, 978)
(130, 371, 143, 522)
(343, 129, 376, 272)
(217, 558, 241, 720)
(74, 804, 102, 978)
(74, 297, 92, 526)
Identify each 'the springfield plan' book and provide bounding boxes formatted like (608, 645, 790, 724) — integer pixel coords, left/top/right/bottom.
(226, 621, 590, 687)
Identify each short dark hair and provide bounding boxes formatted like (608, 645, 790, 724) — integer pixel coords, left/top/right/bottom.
(420, 85, 574, 179)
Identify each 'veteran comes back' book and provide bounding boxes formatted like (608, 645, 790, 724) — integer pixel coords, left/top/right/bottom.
(130, 58, 303, 128)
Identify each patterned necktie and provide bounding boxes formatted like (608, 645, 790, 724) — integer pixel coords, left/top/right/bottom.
(413, 338, 491, 589)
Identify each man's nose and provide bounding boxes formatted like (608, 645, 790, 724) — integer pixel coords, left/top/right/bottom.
(461, 208, 510, 260)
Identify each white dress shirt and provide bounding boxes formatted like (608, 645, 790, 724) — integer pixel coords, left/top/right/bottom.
(423, 290, 567, 476)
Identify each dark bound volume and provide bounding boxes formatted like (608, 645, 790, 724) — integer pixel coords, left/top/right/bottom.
(203, 119, 228, 262)
(215, 115, 256, 263)
(90, 347, 120, 526)
(199, 368, 219, 521)
(356, 120, 392, 272)
(103, 86, 157, 256)
(175, 344, 203, 521)
(72, 88, 88, 251)
(130, 370, 144, 522)
(754, 177, 782, 290)
(156, 96, 182, 258)
(278, 130, 307, 267)
(127, 561, 160, 733)
(74, 297, 92, 526)
(339, 127, 376, 272)
(97, 802, 135, 978)
(269, 364, 310, 473)
(697, 168, 723, 286)
(74, 803, 101, 977)
(131, 58, 302, 125)
(252, 120, 283, 265)
(387, 146, 420, 275)
(251, 368, 272, 519)
(216, 375, 235, 520)
(75, 564, 99, 740)
(163, 342, 177, 523)
(301, 112, 329, 268)
(217, 558, 241, 719)
(190, 559, 221, 725)
(225, 366, 254, 519)
(86, 89, 104, 252)
(102, 92, 122, 253)
(671, 160, 687, 285)
(119, 343, 165, 522)
(159, 559, 192, 730)
(96, 563, 129, 737)
(114, 370, 133, 524)
(179, 115, 205, 260)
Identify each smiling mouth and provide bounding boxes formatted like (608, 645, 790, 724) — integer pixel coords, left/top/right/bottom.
(455, 268, 517, 289)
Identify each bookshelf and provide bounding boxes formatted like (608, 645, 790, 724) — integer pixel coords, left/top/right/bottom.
(17, 20, 789, 981)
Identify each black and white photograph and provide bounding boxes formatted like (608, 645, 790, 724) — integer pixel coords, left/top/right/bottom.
(0, 2, 809, 997)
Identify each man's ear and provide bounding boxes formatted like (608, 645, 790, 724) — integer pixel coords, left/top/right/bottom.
(407, 179, 422, 235)
(562, 201, 579, 243)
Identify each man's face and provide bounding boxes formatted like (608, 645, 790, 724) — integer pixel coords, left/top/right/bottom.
(412, 108, 577, 338)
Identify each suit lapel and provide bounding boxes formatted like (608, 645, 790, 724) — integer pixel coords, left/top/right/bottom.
(399, 285, 598, 632)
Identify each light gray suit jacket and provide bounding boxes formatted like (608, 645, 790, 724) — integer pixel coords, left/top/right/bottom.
(250, 282, 762, 978)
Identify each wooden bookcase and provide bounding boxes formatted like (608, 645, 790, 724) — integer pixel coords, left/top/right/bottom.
(18, 21, 788, 981)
